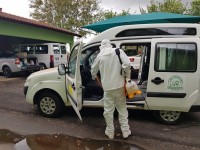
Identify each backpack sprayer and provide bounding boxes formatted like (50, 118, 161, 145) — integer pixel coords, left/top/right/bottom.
(115, 48, 142, 99)
(125, 78, 142, 99)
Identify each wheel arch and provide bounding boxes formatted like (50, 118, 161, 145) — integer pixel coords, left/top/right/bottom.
(2, 65, 10, 70)
(33, 88, 65, 106)
(39, 63, 47, 69)
(153, 110, 184, 125)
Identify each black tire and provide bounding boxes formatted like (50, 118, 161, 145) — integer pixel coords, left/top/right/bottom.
(37, 92, 64, 118)
(153, 110, 183, 125)
(3, 66, 12, 78)
(39, 63, 47, 70)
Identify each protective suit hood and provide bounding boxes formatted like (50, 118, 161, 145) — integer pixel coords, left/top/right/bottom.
(98, 39, 115, 57)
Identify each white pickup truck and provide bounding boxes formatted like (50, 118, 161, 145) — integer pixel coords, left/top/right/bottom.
(0, 51, 42, 77)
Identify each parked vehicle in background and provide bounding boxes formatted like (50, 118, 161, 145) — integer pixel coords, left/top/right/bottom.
(14, 43, 68, 69)
(0, 51, 41, 77)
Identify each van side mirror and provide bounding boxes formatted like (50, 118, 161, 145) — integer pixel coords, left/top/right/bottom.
(58, 64, 66, 75)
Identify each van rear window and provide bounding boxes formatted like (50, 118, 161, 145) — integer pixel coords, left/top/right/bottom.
(35, 45, 48, 54)
(155, 43, 197, 72)
(61, 46, 66, 54)
(53, 45, 60, 54)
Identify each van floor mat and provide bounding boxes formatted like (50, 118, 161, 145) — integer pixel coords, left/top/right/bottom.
(127, 95, 145, 102)
(84, 95, 103, 101)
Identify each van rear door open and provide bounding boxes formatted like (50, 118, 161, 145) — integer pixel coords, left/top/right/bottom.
(60, 45, 68, 64)
(53, 44, 67, 67)
(146, 38, 199, 112)
(52, 44, 61, 67)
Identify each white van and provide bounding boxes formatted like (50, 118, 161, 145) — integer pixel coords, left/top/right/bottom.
(19, 43, 68, 69)
(24, 23, 200, 124)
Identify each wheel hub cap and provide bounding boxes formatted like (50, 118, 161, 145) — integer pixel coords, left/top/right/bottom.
(40, 97, 56, 114)
(160, 111, 181, 122)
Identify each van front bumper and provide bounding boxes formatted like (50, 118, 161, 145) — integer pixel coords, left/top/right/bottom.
(24, 86, 28, 96)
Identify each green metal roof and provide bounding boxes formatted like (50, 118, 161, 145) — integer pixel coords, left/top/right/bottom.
(83, 12, 200, 32)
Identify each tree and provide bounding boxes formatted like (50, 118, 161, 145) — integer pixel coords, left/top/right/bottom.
(189, 0, 200, 16)
(99, 9, 130, 20)
(140, 0, 187, 14)
(29, 0, 101, 36)
(29, 0, 131, 36)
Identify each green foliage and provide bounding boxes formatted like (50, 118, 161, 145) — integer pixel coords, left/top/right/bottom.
(29, 0, 101, 36)
(29, 0, 131, 36)
(140, 0, 187, 14)
(29, 0, 200, 37)
(189, 0, 200, 15)
(99, 9, 130, 20)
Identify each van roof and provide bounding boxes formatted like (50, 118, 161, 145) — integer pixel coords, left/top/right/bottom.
(85, 23, 200, 46)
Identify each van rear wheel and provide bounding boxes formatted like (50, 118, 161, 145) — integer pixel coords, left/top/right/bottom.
(153, 110, 183, 125)
(39, 63, 46, 70)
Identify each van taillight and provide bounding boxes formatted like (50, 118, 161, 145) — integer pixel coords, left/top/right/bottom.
(129, 58, 134, 62)
(50, 55, 54, 68)
(15, 58, 20, 64)
(50, 55, 54, 63)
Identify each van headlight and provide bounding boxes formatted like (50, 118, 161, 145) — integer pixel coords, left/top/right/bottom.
(24, 76, 31, 87)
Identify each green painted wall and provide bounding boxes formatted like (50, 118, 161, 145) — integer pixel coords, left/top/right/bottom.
(0, 20, 74, 45)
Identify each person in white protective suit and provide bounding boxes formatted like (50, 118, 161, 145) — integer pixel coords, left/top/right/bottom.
(91, 39, 131, 139)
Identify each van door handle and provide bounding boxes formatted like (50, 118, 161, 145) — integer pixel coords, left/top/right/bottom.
(72, 83, 75, 90)
(151, 77, 164, 85)
(61, 55, 63, 58)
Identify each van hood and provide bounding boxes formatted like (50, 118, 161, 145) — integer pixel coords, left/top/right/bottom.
(31, 67, 58, 76)
(26, 67, 64, 84)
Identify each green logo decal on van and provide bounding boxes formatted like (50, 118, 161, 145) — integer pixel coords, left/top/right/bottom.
(167, 75, 183, 91)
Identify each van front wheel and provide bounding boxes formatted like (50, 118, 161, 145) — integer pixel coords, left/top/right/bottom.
(153, 110, 183, 125)
(37, 92, 64, 118)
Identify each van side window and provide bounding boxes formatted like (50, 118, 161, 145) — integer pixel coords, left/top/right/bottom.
(35, 45, 48, 54)
(155, 43, 197, 72)
(89, 50, 99, 66)
(53, 45, 60, 54)
(21, 45, 34, 54)
(116, 28, 196, 37)
(81, 46, 100, 68)
(68, 44, 79, 77)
